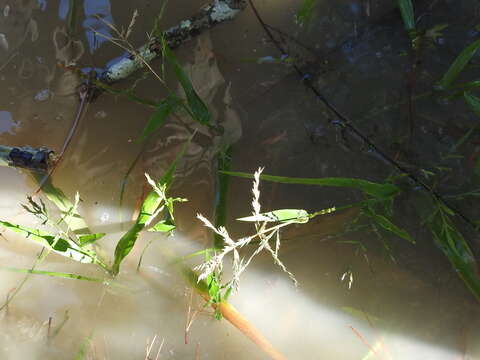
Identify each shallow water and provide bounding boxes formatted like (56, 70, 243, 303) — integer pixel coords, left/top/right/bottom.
(1, 0, 480, 359)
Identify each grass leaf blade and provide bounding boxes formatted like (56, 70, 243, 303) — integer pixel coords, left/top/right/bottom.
(221, 171, 399, 199)
(397, 0, 415, 32)
(439, 38, 480, 89)
(163, 43, 211, 125)
(464, 92, 480, 118)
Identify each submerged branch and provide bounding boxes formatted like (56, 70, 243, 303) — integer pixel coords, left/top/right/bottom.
(101, 0, 247, 83)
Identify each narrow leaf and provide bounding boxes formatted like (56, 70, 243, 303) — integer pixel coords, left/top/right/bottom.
(397, 0, 415, 32)
(0, 266, 107, 283)
(296, 0, 318, 26)
(163, 44, 211, 125)
(138, 95, 180, 142)
(112, 138, 191, 275)
(0, 221, 101, 265)
(464, 92, 480, 118)
(221, 171, 399, 199)
(78, 233, 106, 246)
(148, 220, 176, 233)
(238, 209, 309, 224)
(439, 38, 480, 89)
(363, 209, 415, 243)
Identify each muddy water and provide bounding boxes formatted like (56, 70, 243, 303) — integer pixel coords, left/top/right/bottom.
(1, 0, 480, 359)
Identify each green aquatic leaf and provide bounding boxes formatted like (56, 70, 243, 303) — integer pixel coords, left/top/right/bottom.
(148, 220, 176, 233)
(78, 233, 106, 246)
(439, 38, 480, 89)
(112, 139, 190, 275)
(0, 266, 107, 283)
(0, 221, 101, 265)
(397, 0, 415, 32)
(221, 171, 399, 199)
(238, 209, 309, 224)
(464, 92, 480, 118)
(296, 0, 318, 26)
(429, 213, 480, 302)
(74, 332, 94, 360)
(215, 147, 233, 248)
(363, 208, 415, 243)
(138, 95, 181, 142)
(163, 44, 211, 125)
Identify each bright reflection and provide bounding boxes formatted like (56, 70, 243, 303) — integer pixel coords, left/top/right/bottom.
(0, 179, 477, 359)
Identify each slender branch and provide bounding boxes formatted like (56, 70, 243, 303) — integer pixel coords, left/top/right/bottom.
(101, 0, 247, 83)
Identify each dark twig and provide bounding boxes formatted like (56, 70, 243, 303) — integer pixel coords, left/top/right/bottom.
(247, 0, 479, 233)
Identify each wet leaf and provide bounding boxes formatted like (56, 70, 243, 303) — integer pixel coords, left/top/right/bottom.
(138, 95, 181, 142)
(429, 213, 480, 302)
(0, 221, 101, 265)
(363, 208, 415, 243)
(296, 0, 318, 26)
(0, 266, 107, 283)
(215, 147, 233, 248)
(78, 233, 106, 246)
(112, 138, 190, 275)
(221, 171, 400, 199)
(238, 209, 309, 224)
(74, 332, 94, 360)
(397, 0, 415, 32)
(464, 92, 480, 118)
(163, 44, 211, 125)
(148, 220, 176, 233)
(439, 38, 480, 89)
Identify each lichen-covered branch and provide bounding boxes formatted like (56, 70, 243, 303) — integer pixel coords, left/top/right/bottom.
(101, 0, 247, 83)
(0, 145, 54, 172)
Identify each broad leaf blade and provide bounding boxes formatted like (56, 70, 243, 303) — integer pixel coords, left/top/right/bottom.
(222, 171, 399, 199)
(163, 44, 211, 125)
(439, 38, 480, 89)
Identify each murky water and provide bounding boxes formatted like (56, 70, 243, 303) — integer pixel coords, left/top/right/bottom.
(1, 0, 480, 359)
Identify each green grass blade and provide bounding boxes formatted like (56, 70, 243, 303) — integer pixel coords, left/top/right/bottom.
(238, 209, 309, 224)
(464, 92, 480, 117)
(78, 233, 106, 246)
(163, 43, 211, 125)
(363, 209, 415, 243)
(214, 147, 233, 248)
(112, 138, 191, 275)
(138, 95, 181, 142)
(148, 220, 176, 233)
(0, 221, 101, 265)
(74, 332, 94, 360)
(221, 171, 399, 199)
(429, 216, 480, 302)
(31, 174, 89, 233)
(439, 38, 480, 89)
(397, 0, 415, 32)
(296, 0, 318, 26)
(0, 266, 107, 283)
